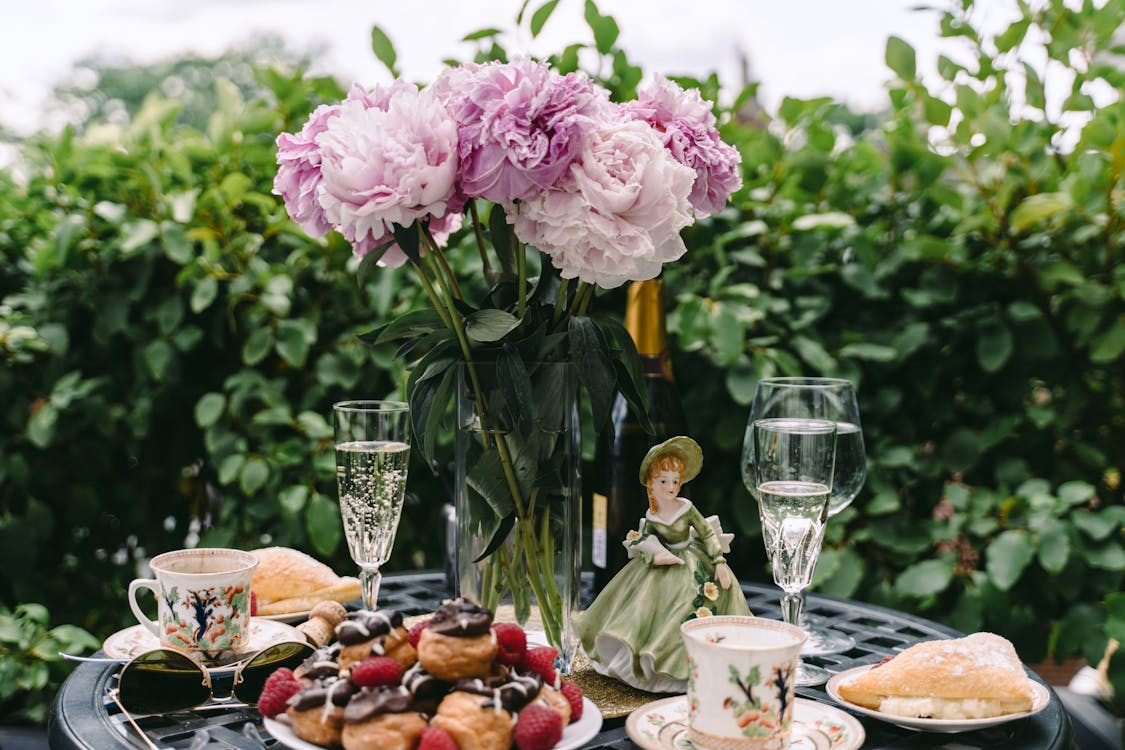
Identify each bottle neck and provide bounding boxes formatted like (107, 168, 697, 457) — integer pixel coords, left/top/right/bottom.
(639, 350, 676, 381)
(625, 280, 668, 357)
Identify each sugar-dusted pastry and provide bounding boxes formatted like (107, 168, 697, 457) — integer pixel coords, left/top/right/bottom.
(335, 610, 417, 671)
(340, 686, 427, 750)
(250, 547, 361, 616)
(836, 632, 1034, 719)
(285, 677, 357, 747)
(416, 599, 497, 681)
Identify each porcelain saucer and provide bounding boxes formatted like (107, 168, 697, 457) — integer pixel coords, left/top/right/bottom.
(102, 618, 305, 674)
(626, 695, 864, 750)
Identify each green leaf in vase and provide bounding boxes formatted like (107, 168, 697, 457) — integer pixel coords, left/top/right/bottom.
(488, 205, 517, 277)
(391, 223, 422, 265)
(569, 316, 615, 430)
(375, 309, 447, 345)
(467, 309, 521, 343)
(497, 347, 534, 436)
(474, 512, 516, 563)
(467, 433, 538, 517)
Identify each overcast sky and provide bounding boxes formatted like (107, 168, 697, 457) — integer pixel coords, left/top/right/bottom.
(0, 0, 1006, 136)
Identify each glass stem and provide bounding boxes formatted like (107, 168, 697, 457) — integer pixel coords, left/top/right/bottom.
(781, 592, 803, 628)
(796, 590, 810, 629)
(361, 567, 382, 610)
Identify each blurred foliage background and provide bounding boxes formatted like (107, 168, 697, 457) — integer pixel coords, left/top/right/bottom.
(1, 0, 1123, 726)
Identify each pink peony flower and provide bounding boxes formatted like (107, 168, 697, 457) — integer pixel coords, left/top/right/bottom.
(273, 103, 340, 237)
(441, 58, 610, 205)
(623, 75, 742, 218)
(512, 120, 695, 289)
(316, 85, 460, 263)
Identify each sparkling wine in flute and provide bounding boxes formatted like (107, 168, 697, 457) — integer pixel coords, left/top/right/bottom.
(757, 480, 831, 593)
(828, 422, 865, 516)
(336, 440, 410, 567)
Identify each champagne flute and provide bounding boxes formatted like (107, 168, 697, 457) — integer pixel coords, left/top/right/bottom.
(333, 400, 411, 610)
(751, 417, 837, 687)
(745, 377, 866, 655)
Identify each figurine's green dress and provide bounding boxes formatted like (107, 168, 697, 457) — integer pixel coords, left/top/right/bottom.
(578, 500, 751, 693)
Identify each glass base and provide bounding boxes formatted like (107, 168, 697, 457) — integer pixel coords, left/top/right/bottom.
(795, 660, 831, 687)
(801, 625, 856, 657)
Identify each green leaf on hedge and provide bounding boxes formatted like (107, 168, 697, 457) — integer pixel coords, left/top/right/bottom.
(1090, 317, 1125, 363)
(813, 547, 864, 598)
(275, 320, 311, 367)
(530, 0, 559, 36)
(986, 529, 1035, 590)
(306, 492, 342, 557)
(466, 309, 520, 343)
(792, 335, 835, 372)
(885, 36, 917, 80)
(942, 428, 981, 473)
(839, 342, 898, 362)
(370, 25, 398, 77)
(1058, 480, 1095, 506)
(1010, 192, 1073, 233)
(240, 457, 269, 495)
(976, 317, 1013, 373)
(242, 327, 273, 366)
(1081, 540, 1125, 571)
(895, 558, 954, 598)
(218, 454, 244, 486)
(1106, 593, 1125, 642)
(1036, 518, 1070, 573)
(145, 340, 174, 380)
(191, 276, 218, 314)
(792, 212, 854, 231)
(279, 485, 309, 515)
(194, 392, 226, 428)
(1072, 509, 1119, 541)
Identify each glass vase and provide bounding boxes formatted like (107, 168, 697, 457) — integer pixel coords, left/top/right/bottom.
(454, 361, 581, 672)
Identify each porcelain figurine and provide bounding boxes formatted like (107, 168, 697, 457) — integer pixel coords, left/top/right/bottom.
(578, 436, 751, 693)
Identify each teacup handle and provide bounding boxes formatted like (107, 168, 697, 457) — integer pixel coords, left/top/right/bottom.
(128, 579, 162, 638)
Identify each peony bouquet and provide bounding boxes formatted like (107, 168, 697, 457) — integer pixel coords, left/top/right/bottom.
(274, 57, 741, 661)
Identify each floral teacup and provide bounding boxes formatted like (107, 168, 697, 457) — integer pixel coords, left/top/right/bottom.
(127, 548, 257, 656)
(680, 616, 806, 750)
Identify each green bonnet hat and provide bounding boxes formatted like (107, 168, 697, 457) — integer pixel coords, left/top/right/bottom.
(638, 436, 703, 486)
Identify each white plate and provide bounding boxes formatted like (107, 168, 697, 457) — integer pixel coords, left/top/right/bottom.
(101, 618, 305, 674)
(626, 695, 864, 750)
(825, 664, 1051, 733)
(264, 697, 602, 750)
(259, 610, 311, 625)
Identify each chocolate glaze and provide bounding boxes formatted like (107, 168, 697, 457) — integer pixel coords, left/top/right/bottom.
(336, 610, 404, 646)
(401, 663, 451, 704)
(453, 670, 542, 713)
(427, 599, 492, 637)
(297, 643, 342, 680)
(287, 677, 356, 711)
(343, 685, 415, 723)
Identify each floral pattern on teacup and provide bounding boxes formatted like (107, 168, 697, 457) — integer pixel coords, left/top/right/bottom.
(722, 661, 797, 738)
(160, 582, 249, 652)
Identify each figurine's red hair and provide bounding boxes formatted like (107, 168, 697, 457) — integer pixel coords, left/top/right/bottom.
(643, 452, 686, 514)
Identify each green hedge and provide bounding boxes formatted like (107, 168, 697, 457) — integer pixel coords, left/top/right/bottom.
(0, 0, 1122, 725)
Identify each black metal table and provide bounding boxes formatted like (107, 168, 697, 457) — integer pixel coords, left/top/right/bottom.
(48, 572, 1073, 750)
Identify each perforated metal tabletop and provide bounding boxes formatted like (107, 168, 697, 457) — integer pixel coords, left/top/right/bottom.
(48, 572, 1073, 750)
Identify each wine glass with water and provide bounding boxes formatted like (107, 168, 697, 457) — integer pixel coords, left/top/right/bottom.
(333, 400, 411, 610)
(743, 377, 865, 655)
(751, 417, 837, 687)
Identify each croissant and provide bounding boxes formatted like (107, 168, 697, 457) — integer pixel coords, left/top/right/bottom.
(250, 547, 361, 616)
(836, 632, 1034, 720)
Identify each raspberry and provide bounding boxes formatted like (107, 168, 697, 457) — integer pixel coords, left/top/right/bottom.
(873, 655, 896, 668)
(513, 704, 564, 750)
(559, 680, 583, 722)
(350, 656, 404, 687)
(256, 667, 301, 718)
(523, 646, 558, 685)
(417, 725, 458, 750)
(492, 622, 527, 667)
(249, 592, 257, 617)
(407, 618, 431, 648)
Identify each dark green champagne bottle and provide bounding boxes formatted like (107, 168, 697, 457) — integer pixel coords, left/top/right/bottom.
(591, 279, 688, 594)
